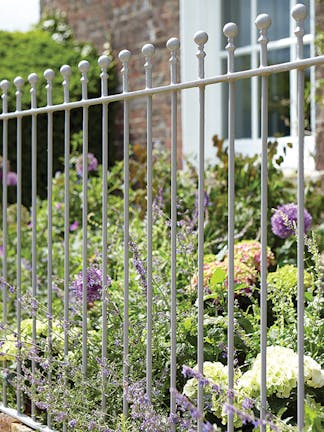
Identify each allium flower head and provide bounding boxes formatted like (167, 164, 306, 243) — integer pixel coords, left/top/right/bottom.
(76, 152, 98, 176)
(271, 203, 312, 239)
(71, 266, 110, 304)
(7, 171, 18, 186)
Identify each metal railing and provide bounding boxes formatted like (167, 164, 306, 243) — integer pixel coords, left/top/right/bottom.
(0, 3, 323, 432)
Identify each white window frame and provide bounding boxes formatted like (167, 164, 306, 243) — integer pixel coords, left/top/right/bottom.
(180, 0, 316, 173)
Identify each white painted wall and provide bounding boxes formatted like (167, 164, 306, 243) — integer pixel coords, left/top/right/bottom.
(180, 0, 222, 164)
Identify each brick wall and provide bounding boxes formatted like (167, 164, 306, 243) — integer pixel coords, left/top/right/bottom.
(0, 414, 33, 432)
(40, 0, 181, 156)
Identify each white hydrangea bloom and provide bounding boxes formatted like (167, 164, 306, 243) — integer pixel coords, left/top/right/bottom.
(238, 346, 324, 399)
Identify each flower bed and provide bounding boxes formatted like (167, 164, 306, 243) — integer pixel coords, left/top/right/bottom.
(0, 137, 323, 431)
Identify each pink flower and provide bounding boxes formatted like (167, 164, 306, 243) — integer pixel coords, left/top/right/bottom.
(233, 240, 275, 271)
(69, 221, 79, 231)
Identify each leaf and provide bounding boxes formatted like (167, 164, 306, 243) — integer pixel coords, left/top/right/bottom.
(210, 268, 227, 287)
(203, 293, 221, 302)
(204, 316, 226, 326)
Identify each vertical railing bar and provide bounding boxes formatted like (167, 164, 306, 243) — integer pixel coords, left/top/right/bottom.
(119, 49, 131, 417)
(1, 79, 10, 408)
(223, 22, 238, 432)
(28, 72, 39, 422)
(44, 68, 55, 429)
(142, 43, 155, 401)
(60, 64, 71, 432)
(292, 5, 307, 431)
(251, 0, 259, 141)
(98, 54, 110, 416)
(14, 76, 24, 415)
(255, 14, 271, 432)
(309, 0, 316, 138)
(60, 65, 72, 364)
(167, 37, 180, 428)
(193, 30, 208, 432)
(78, 60, 90, 378)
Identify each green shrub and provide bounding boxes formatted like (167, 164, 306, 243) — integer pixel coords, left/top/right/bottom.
(0, 13, 117, 204)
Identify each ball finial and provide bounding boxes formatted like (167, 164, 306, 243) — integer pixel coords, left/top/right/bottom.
(44, 69, 55, 81)
(14, 76, 24, 89)
(0, 80, 10, 92)
(98, 55, 110, 69)
(167, 37, 180, 51)
(255, 13, 272, 30)
(292, 3, 307, 22)
(223, 22, 238, 39)
(142, 44, 155, 58)
(118, 49, 131, 63)
(78, 60, 90, 73)
(193, 31, 208, 46)
(28, 73, 39, 86)
(60, 64, 72, 77)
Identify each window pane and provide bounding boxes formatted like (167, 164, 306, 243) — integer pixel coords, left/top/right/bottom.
(221, 0, 251, 48)
(268, 49, 290, 136)
(258, 0, 290, 40)
(258, 0, 311, 39)
(222, 0, 311, 49)
(222, 56, 251, 139)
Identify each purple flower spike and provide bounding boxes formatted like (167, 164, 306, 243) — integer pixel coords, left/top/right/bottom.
(271, 203, 312, 239)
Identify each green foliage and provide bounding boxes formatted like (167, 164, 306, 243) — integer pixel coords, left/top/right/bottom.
(0, 13, 117, 204)
(0, 138, 323, 430)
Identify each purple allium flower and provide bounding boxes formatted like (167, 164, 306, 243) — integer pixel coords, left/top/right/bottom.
(76, 153, 98, 176)
(71, 266, 110, 305)
(7, 171, 17, 186)
(271, 203, 312, 239)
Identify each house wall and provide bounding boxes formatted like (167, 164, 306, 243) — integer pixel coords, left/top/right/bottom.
(40, 0, 181, 156)
(40, 0, 323, 170)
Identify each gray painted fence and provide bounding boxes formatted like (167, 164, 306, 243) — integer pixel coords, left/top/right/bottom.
(1, 3, 323, 432)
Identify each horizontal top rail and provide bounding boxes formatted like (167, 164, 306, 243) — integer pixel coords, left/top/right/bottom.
(1, 54, 324, 120)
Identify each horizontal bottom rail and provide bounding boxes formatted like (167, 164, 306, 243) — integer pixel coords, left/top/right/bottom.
(0, 405, 56, 432)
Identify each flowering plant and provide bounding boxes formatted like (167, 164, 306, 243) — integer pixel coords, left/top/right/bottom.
(190, 256, 257, 297)
(71, 266, 110, 306)
(271, 203, 312, 239)
(75, 152, 98, 177)
(267, 264, 313, 298)
(238, 346, 324, 399)
(232, 240, 275, 271)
